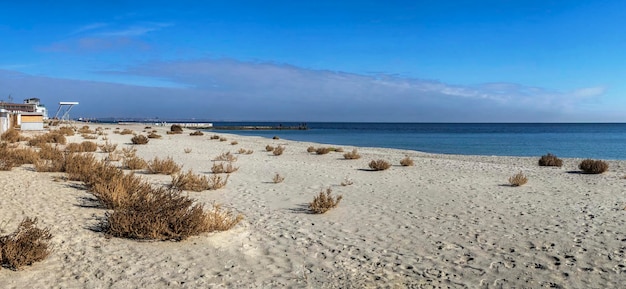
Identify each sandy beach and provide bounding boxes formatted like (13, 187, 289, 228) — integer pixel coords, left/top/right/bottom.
(2, 123, 626, 288)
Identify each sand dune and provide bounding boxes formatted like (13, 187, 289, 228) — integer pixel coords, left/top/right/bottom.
(2, 123, 626, 288)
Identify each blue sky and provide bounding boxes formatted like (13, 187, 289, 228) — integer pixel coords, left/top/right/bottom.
(0, 0, 624, 122)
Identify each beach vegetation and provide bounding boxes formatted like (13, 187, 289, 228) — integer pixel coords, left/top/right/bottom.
(131, 135, 149, 145)
(400, 156, 415, 166)
(309, 187, 342, 214)
(170, 124, 183, 133)
(1, 129, 24, 143)
(265, 145, 274, 152)
(307, 146, 316, 153)
(27, 132, 66, 146)
(369, 159, 391, 171)
(272, 173, 285, 184)
(146, 156, 181, 175)
(219, 137, 227, 142)
(0, 217, 53, 270)
(211, 162, 238, 174)
(81, 134, 98, 140)
(273, 145, 285, 156)
(214, 151, 237, 162)
(77, 126, 94, 134)
(343, 149, 361, 160)
(538, 153, 563, 167)
(99, 141, 117, 153)
(210, 135, 220, 140)
(119, 129, 134, 135)
(190, 130, 204, 136)
(171, 170, 211, 192)
(508, 171, 528, 186)
(55, 126, 75, 136)
(123, 156, 147, 170)
(316, 147, 331, 155)
(273, 136, 279, 140)
(208, 174, 229, 190)
(184, 148, 192, 154)
(231, 141, 238, 145)
(341, 177, 354, 186)
(579, 159, 609, 174)
(147, 132, 162, 139)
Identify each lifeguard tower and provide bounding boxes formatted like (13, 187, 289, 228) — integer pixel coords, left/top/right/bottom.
(54, 102, 79, 122)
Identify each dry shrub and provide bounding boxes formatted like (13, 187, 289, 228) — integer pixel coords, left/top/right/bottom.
(123, 156, 147, 170)
(147, 132, 162, 139)
(1, 129, 23, 143)
(343, 149, 361, 160)
(208, 174, 229, 189)
(538, 153, 563, 167)
(273, 145, 285, 156)
(64, 143, 82, 153)
(121, 147, 137, 158)
(203, 203, 244, 231)
(106, 152, 122, 162)
(334, 147, 344, 153)
(307, 146, 316, 153)
(0, 159, 14, 171)
(147, 157, 181, 175)
(316, 147, 331, 155)
(210, 135, 220, 140)
(131, 135, 149, 145)
(211, 162, 238, 174)
(144, 126, 152, 129)
(119, 129, 134, 135)
(265, 145, 274, 152)
(579, 159, 609, 174)
(219, 137, 227, 142)
(184, 148, 192, 154)
(80, 141, 98, 152)
(38, 144, 63, 161)
(189, 130, 204, 136)
(27, 133, 66, 146)
(99, 141, 117, 153)
(77, 126, 94, 134)
(171, 170, 210, 192)
(237, 148, 253, 154)
(34, 157, 66, 172)
(231, 141, 238, 145)
(309, 188, 342, 214)
(508, 171, 528, 186)
(272, 173, 285, 184)
(0, 217, 53, 270)
(55, 126, 75, 136)
(4, 148, 40, 167)
(64, 153, 101, 182)
(273, 136, 279, 140)
(369, 159, 391, 171)
(214, 151, 237, 162)
(400, 156, 415, 166)
(91, 172, 153, 209)
(170, 124, 183, 133)
(81, 134, 98, 140)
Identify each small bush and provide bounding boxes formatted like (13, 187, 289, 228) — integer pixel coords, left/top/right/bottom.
(131, 135, 149, 145)
(80, 141, 98, 152)
(538, 153, 563, 167)
(99, 141, 117, 153)
(369, 159, 391, 171)
(190, 130, 204, 136)
(309, 188, 342, 214)
(77, 126, 94, 134)
(27, 133, 66, 146)
(265, 145, 274, 152)
(56, 126, 75, 136)
(81, 134, 98, 140)
(341, 177, 354, 186)
(273, 136, 279, 140)
(1, 129, 23, 143)
(273, 146, 285, 156)
(210, 135, 220, 140)
(119, 129, 134, 135)
(184, 148, 192, 154)
(147, 157, 181, 175)
(400, 156, 414, 166)
(4, 148, 40, 166)
(0, 217, 53, 270)
(123, 156, 147, 170)
(211, 162, 238, 174)
(579, 159, 609, 174)
(219, 137, 227, 142)
(307, 146, 316, 153)
(147, 132, 162, 139)
(343, 149, 361, 160)
(170, 124, 183, 132)
(237, 148, 253, 154)
(91, 172, 153, 209)
(508, 171, 528, 187)
(272, 173, 285, 184)
(171, 170, 210, 192)
(214, 152, 237, 162)
(208, 174, 229, 190)
(316, 147, 331, 155)
(231, 141, 238, 145)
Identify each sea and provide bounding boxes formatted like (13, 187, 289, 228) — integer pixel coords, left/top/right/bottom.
(210, 122, 626, 160)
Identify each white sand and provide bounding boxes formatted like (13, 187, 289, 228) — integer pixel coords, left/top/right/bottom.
(2, 123, 626, 288)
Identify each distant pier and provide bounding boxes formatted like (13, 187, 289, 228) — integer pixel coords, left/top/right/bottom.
(209, 124, 308, 131)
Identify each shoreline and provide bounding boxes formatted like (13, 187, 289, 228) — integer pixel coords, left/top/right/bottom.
(2, 123, 626, 288)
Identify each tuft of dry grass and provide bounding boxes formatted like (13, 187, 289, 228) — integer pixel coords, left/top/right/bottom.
(579, 159, 609, 174)
(171, 170, 211, 192)
(343, 149, 361, 160)
(106, 152, 122, 162)
(208, 174, 229, 190)
(219, 137, 227, 142)
(170, 124, 183, 133)
(272, 173, 285, 184)
(55, 126, 75, 136)
(309, 188, 342, 214)
(265, 145, 274, 152)
(91, 172, 153, 209)
(0, 217, 53, 270)
(210, 135, 220, 140)
(231, 141, 238, 145)
(81, 133, 98, 140)
(123, 156, 147, 170)
(237, 148, 253, 154)
(1, 129, 24, 143)
(273, 145, 285, 156)
(27, 132, 67, 146)
(307, 146, 316, 153)
(341, 177, 354, 186)
(119, 129, 134, 135)
(369, 159, 391, 171)
(400, 156, 415, 166)
(211, 162, 238, 174)
(98, 141, 117, 153)
(316, 147, 331, 155)
(77, 126, 94, 134)
(147, 132, 162, 139)
(538, 153, 563, 167)
(184, 148, 192, 154)
(131, 135, 149, 145)
(4, 148, 40, 167)
(189, 130, 204, 136)
(146, 157, 181, 175)
(214, 152, 237, 162)
(273, 136, 279, 140)
(508, 171, 528, 187)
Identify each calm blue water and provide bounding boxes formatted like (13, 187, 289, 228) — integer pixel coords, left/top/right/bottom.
(210, 123, 626, 160)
